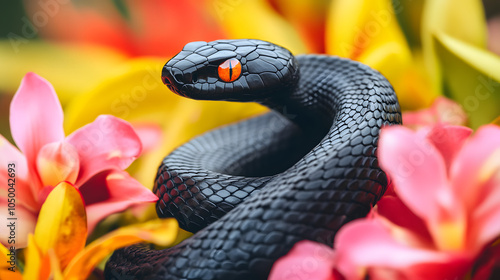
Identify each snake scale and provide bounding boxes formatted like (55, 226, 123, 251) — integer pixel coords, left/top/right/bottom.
(105, 39, 401, 279)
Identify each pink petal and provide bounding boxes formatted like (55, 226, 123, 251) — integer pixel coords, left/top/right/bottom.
(426, 125, 472, 171)
(269, 241, 337, 280)
(376, 196, 433, 245)
(451, 125, 500, 212)
(402, 108, 437, 129)
(379, 126, 468, 250)
(0, 203, 37, 248)
(10, 73, 65, 169)
(66, 115, 142, 186)
(78, 170, 157, 232)
(378, 126, 451, 221)
(335, 219, 470, 280)
(0, 135, 38, 212)
(36, 141, 80, 187)
(469, 174, 500, 250)
(431, 97, 467, 126)
(131, 122, 163, 153)
(488, 16, 500, 55)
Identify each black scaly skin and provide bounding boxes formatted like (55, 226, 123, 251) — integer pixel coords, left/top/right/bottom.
(105, 39, 401, 279)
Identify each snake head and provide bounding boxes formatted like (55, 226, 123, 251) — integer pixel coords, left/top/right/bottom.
(162, 39, 299, 102)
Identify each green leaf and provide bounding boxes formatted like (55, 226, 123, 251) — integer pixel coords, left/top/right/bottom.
(434, 33, 500, 129)
(422, 0, 487, 92)
(111, 0, 131, 21)
(392, 0, 424, 49)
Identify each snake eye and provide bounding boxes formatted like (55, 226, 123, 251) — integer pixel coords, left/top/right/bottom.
(218, 58, 241, 82)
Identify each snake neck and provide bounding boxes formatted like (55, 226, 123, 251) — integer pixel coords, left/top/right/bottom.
(262, 54, 396, 130)
(259, 55, 344, 134)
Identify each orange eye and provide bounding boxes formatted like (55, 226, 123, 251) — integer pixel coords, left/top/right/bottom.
(218, 58, 241, 82)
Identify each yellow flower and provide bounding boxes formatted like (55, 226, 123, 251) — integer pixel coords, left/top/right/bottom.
(326, 0, 434, 110)
(0, 181, 181, 280)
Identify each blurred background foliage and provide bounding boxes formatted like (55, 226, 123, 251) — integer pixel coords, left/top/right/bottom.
(1, 0, 499, 188)
(1, 1, 499, 46)
(1, 1, 498, 276)
(1, 1, 499, 37)
(0, 0, 499, 250)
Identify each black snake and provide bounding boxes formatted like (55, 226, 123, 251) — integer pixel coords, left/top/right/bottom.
(105, 39, 401, 279)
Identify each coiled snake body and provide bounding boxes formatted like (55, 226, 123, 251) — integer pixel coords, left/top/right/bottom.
(105, 39, 401, 279)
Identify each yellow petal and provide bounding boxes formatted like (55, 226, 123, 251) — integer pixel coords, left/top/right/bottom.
(63, 58, 266, 187)
(394, 53, 440, 110)
(326, 0, 411, 62)
(206, 0, 308, 54)
(34, 182, 87, 269)
(23, 234, 51, 280)
(64, 219, 179, 279)
(432, 220, 467, 251)
(0, 242, 22, 280)
(422, 0, 486, 47)
(0, 41, 127, 104)
(63, 58, 170, 133)
(434, 33, 500, 128)
(326, 0, 427, 109)
(48, 249, 64, 280)
(422, 0, 487, 90)
(326, 0, 367, 57)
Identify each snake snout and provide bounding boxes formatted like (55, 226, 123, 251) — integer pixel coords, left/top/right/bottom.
(162, 66, 185, 96)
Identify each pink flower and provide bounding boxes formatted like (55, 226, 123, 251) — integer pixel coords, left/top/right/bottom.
(269, 240, 339, 280)
(488, 16, 500, 56)
(0, 73, 157, 247)
(403, 97, 467, 129)
(270, 124, 500, 280)
(334, 124, 500, 280)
